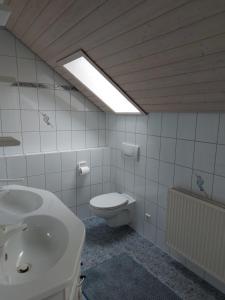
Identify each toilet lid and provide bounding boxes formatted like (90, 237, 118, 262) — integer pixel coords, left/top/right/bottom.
(90, 193, 128, 210)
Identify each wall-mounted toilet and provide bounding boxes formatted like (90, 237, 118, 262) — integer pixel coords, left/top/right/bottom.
(89, 193, 135, 227)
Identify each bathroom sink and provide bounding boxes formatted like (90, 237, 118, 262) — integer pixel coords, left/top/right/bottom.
(0, 215, 68, 285)
(0, 185, 85, 300)
(0, 190, 43, 214)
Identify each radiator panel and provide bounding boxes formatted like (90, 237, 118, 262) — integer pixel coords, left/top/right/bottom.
(166, 189, 225, 282)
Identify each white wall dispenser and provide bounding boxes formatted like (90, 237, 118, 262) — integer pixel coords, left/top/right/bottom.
(78, 161, 90, 176)
(121, 142, 139, 159)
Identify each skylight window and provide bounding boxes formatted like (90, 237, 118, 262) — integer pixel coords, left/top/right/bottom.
(60, 51, 142, 114)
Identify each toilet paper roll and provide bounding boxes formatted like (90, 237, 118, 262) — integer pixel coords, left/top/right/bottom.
(79, 166, 90, 175)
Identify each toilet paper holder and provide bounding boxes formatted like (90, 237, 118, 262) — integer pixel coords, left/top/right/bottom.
(78, 161, 87, 168)
(77, 161, 90, 176)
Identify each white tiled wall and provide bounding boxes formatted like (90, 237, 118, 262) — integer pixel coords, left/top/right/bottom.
(107, 112, 225, 291)
(0, 29, 109, 219)
(0, 29, 106, 155)
(0, 148, 111, 219)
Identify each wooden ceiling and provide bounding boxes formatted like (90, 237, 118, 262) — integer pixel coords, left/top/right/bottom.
(6, 0, 225, 112)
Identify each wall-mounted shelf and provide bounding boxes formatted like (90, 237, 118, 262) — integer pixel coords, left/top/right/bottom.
(0, 137, 20, 147)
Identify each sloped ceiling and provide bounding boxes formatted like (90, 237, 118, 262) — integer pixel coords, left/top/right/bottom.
(6, 0, 225, 112)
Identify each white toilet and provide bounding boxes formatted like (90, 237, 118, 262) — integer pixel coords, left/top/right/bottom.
(89, 193, 136, 227)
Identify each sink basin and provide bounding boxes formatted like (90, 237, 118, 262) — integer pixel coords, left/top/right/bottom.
(0, 190, 43, 214)
(0, 215, 68, 285)
(0, 185, 85, 300)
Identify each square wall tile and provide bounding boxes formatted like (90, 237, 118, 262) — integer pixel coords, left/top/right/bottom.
(157, 206, 167, 231)
(20, 87, 38, 110)
(213, 175, 225, 205)
(148, 113, 161, 136)
(57, 131, 71, 151)
(136, 115, 147, 134)
(72, 131, 85, 149)
(175, 139, 194, 168)
(38, 88, 55, 110)
(55, 90, 71, 110)
(27, 153, 45, 176)
(44, 152, 61, 173)
(40, 132, 57, 152)
(18, 58, 36, 83)
(36, 61, 54, 85)
(91, 148, 102, 167)
(86, 130, 98, 148)
(160, 137, 176, 163)
(71, 91, 85, 111)
(1, 110, 21, 132)
(124, 171, 135, 193)
(215, 145, 225, 177)
(21, 110, 39, 132)
(159, 161, 174, 187)
(7, 156, 27, 178)
(56, 111, 71, 130)
(161, 113, 178, 138)
(196, 113, 219, 143)
(72, 112, 85, 130)
(98, 112, 106, 130)
(194, 142, 216, 173)
(46, 172, 61, 192)
(28, 174, 45, 189)
(0, 56, 17, 79)
(177, 113, 196, 140)
(23, 132, 40, 153)
(0, 85, 19, 109)
(147, 136, 160, 159)
(99, 130, 106, 146)
(77, 186, 91, 205)
(103, 166, 110, 183)
(135, 155, 146, 178)
(125, 116, 136, 132)
(86, 112, 98, 130)
(146, 158, 159, 182)
(174, 165, 192, 190)
(134, 175, 146, 199)
(91, 166, 102, 185)
(62, 170, 76, 190)
(62, 189, 76, 208)
(61, 151, 76, 171)
(145, 180, 158, 204)
(157, 184, 168, 209)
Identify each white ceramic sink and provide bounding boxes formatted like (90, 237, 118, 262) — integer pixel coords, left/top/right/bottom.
(0, 215, 69, 285)
(0, 190, 43, 214)
(0, 185, 85, 300)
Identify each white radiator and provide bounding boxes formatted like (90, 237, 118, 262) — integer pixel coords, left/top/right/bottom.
(166, 188, 225, 283)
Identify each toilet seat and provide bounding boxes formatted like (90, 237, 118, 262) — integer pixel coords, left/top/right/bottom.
(90, 193, 128, 210)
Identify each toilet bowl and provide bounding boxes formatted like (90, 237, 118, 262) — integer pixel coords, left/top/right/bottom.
(89, 193, 135, 227)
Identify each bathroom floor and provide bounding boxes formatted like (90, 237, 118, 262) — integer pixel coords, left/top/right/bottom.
(81, 217, 224, 300)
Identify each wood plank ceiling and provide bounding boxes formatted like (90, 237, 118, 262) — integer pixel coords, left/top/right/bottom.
(6, 0, 225, 112)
